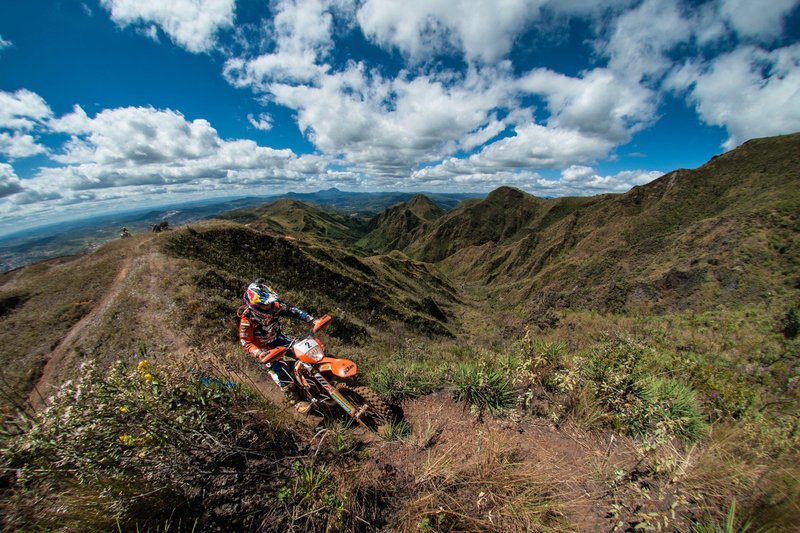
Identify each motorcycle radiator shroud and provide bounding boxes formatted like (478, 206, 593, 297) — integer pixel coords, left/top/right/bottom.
(293, 337, 357, 378)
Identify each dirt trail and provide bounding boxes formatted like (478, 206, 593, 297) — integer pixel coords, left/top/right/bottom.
(222, 369, 637, 531)
(206, 344, 633, 530)
(28, 254, 133, 409)
(362, 392, 637, 531)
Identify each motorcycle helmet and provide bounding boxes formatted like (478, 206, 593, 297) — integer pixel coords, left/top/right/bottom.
(244, 281, 280, 321)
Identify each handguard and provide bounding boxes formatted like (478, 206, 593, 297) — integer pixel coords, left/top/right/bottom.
(259, 346, 286, 364)
(312, 314, 332, 333)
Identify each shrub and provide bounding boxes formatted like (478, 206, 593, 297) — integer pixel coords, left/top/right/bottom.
(586, 337, 651, 434)
(453, 361, 515, 416)
(1, 359, 298, 531)
(586, 337, 708, 442)
(643, 377, 708, 443)
(508, 332, 567, 388)
(783, 307, 800, 339)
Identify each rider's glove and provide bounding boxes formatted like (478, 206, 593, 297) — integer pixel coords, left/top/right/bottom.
(258, 346, 286, 364)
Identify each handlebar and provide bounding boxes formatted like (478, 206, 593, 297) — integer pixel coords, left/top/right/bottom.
(259, 315, 332, 364)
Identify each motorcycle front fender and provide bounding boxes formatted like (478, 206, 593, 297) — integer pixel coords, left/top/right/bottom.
(318, 357, 357, 379)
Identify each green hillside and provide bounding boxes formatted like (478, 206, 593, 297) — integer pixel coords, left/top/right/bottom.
(393, 133, 800, 314)
(161, 220, 456, 340)
(357, 194, 445, 253)
(219, 198, 368, 245)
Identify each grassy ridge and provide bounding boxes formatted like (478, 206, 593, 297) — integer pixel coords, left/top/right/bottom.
(161, 220, 455, 339)
(357, 194, 444, 254)
(0, 239, 129, 419)
(219, 198, 369, 245)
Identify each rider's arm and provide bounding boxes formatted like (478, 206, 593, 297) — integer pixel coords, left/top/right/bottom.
(275, 301, 314, 323)
(239, 314, 285, 363)
(238, 314, 264, 359)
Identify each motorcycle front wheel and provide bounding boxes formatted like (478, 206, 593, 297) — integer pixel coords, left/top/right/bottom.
(335, 384, 393, 432)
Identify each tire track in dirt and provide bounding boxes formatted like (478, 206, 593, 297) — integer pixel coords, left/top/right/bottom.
(28, 254, 133, 409)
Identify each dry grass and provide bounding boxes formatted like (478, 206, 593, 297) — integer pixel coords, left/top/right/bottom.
(392, 435, 568, 532)
(677, 422, 800, 530)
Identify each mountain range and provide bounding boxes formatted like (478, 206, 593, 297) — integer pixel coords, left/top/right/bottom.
(362, 133, 800, 314)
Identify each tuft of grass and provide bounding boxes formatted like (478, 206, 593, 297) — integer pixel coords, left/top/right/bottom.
(274, 460, 349, 532)
(691, 499, 758, 533)
(453, 361, 515, 416)
(316, 419, 360, 458)
(379, 417, 412, 441)
(368, 361, 440, 401)
(643, 377, 708, 443)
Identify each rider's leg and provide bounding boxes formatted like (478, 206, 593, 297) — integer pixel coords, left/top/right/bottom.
(264, 333, 293, 387)
(265, 334, 310, 413)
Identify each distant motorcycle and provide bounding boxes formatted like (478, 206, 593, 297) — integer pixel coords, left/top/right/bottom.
(272, 315, 393, 432)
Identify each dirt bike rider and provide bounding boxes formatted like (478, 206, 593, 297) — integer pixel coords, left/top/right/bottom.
(239, 279, 320, 413)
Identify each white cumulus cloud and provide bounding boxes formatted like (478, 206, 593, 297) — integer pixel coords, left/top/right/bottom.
(667, 44, 800, 149)
(601, 0, 692, 82)
(357, 0, 539, 63)
(267, 65, 515, 177)
(0, 163, 24, 198)
(557, 165, 663, 193)
(719, 0, 800, 41)
(223, 0, 335, 87)
(247, 113, 274, 131)
(99, 0, 235, 53)
(0, 132, 48, 159)
(518, 68, 657, 142)
(0, 89, 53, 131)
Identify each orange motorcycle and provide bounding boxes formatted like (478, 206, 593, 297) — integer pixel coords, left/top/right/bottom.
(272, 315, 393, 432)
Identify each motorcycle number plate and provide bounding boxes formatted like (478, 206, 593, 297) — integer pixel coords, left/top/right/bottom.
(295, 339, 322, 359)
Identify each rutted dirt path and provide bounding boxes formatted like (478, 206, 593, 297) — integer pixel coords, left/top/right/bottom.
(28, 253, 133, 409)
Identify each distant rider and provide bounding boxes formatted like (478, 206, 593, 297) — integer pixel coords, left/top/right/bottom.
(238, 279, 319, 413)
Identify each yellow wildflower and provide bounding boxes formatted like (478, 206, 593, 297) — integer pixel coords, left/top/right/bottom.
(137, 360, 149, 373)
(119, 434, 134, 445)
(119, 406, 129, 414)
(143, 373, 154, 384)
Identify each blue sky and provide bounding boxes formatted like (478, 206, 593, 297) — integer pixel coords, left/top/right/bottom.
(1, 0, 798, 233)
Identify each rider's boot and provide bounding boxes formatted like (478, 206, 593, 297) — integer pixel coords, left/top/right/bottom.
(282, 384, 311, 414)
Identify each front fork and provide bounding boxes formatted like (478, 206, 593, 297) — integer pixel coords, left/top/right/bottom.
(300, 363, 369, 421)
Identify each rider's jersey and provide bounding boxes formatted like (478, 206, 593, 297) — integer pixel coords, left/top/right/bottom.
(238, 302, 313, 360)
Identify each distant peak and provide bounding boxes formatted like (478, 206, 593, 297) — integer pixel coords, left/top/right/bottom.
(408, 194, 435, 206)
(406, 194, 444, 220)
(270, 198, 305, 208)
(487, 186, 526, 201)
